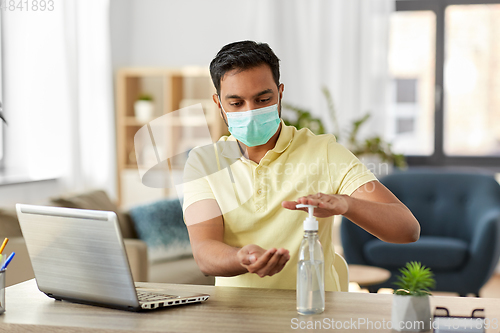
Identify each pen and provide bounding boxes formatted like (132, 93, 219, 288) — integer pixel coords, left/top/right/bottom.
(0, 238, 8, 254)
(0, 252, 15, 271)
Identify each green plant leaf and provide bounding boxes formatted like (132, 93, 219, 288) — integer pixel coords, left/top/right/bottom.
(282, 86, 407, 168)
(393, 261, 436, 296)
(138, 93, 153, 101)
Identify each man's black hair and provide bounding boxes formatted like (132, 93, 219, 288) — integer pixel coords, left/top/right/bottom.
(209, 40, 280, 96)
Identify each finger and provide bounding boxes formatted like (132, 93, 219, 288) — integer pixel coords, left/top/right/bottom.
(248, 254, 257, 264)
(298, 193, 324, 202)
(297, 196, 320, 208)
(249, 248, 276, 271)
(297, 196, 314, 204)
(275, 249, 290, 268)
(282, 201, 309, 213)
(239, 254, 257, 266)
(258, 251, 283, 277)
(300, 194, 328, 206)
(238, 245, 260, 266)
(269, 250, 290, 275)
(237, 248, 250, 265)
(281, 201, 299, 210)
(301, 197, 323, 207)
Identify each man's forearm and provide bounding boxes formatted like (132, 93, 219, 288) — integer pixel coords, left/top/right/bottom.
(193, 239, 247, 277)
(343, 195, 420, 243)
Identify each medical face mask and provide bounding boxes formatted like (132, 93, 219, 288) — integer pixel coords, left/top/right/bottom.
(219, 99, 281, 147)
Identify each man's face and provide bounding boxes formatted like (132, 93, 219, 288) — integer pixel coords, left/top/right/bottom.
(213, 64, 284, 120)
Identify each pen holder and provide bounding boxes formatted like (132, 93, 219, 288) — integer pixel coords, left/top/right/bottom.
(0, 269, 5, 314)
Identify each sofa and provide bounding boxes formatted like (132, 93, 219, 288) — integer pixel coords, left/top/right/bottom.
(341, 170, 500, 296)
(1, 190, 214, 287)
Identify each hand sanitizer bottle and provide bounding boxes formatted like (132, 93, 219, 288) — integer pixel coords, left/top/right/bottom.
(296, 204, 325, 315)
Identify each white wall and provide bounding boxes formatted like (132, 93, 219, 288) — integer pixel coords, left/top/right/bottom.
(109, 0, 391, 138)
(110, 0, 257, 69)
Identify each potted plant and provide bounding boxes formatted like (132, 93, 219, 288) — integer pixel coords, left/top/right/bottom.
(282, 86, 406, 177)
(391, 261, 436, 332)
(134, 93, 154, 123)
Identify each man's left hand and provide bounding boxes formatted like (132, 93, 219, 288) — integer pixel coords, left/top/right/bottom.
(282, 193, 349, 218)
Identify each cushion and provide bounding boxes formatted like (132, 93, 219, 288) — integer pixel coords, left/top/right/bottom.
(50, 190, 137, 239)
(128, 198, 192, 263)
(0, 208, 23, 238)
(363, 236, 469, 271)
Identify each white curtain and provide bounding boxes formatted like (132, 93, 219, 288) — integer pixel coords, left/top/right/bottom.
(3, 0, 116, 199)
(63, 0, 116, 198)
(253, 0, 393, 142)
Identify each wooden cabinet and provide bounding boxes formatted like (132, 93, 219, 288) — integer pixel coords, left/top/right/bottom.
(115, 67, 226, 207)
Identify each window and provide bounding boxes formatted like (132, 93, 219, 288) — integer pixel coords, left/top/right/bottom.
(390, 0, 500, 167)
(389, 11, 435, 155)
(444, 4, 500, 156)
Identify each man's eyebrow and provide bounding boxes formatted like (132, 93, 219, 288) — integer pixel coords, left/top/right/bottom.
(225, 89, 274, 99)
(255, 89, 274, 97)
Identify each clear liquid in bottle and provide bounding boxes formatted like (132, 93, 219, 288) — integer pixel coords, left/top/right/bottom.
(297, 259, 325, 315)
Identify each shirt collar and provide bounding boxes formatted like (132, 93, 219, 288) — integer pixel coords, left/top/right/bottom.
(271, 119, 294, 154)
(220, 119, 294, 158)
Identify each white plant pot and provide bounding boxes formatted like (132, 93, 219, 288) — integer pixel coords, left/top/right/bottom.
(134, 100, 154, 123)
(391, 294, 431, 332)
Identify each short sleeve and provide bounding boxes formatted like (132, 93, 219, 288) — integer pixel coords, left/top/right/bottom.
(327, 139, 378, 196)
(182, 147, 216, 214)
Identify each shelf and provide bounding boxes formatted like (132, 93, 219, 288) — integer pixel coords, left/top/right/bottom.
(125, 164, 138, 169)
(124, 117, 149, 126)
(116, 67, 226, 207)
(123, 116, 215, 127)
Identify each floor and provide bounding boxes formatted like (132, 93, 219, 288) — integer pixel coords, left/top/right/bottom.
(350, 273, 500, 298)
(476, 273, 500, 298)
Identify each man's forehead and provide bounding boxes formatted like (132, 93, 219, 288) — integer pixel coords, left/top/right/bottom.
(220, 65, 276, 98)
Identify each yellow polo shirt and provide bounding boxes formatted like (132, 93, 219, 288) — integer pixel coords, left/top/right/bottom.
(182, 121, 377, 291)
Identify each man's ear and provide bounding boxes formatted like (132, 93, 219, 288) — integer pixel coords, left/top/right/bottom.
(214, 93, 228, 126)
(212, 93, 220, 109)
(278, 83, 285, 118)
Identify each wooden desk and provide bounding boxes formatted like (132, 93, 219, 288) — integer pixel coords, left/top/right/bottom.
(0, 279, 499, 332)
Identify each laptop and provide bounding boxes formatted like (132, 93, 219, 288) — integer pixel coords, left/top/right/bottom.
(16, 204, 209, 311)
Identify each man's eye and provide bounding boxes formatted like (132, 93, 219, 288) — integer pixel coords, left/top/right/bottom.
(259, 98, 271, 103)
(230, 102, 242, 107)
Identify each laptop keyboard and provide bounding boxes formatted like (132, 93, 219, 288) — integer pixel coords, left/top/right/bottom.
(137, 290, 179, 303)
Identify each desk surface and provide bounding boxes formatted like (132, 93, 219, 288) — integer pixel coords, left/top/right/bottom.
(1, 279, 499, 332)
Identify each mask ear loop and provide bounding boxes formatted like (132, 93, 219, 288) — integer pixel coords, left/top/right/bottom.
(218, 95, 247, 157)
(216, 96, 244, 204)
(218, 95, 229, 127)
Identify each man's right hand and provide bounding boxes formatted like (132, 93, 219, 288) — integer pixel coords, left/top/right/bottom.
(237, 244, 290, 277)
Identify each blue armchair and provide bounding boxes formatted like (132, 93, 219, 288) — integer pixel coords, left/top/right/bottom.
(341, 170, 500, 296)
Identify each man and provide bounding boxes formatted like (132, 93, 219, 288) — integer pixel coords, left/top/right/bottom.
(182, 40, 420, 291)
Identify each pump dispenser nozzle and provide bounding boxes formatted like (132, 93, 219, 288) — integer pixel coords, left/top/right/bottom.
(296, 204, 318, 231)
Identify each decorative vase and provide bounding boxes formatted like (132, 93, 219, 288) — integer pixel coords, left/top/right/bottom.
(391, 294, 431, 332)
(134, 100, 154, 123)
